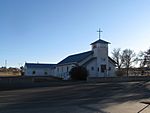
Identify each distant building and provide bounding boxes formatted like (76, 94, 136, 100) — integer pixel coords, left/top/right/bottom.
(24, 38, 116, 79)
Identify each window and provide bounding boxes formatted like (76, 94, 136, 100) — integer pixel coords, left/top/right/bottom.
(67, 67, 69, 72)
(44, 72, 48, 75)
(92, 44, 97, 49)
(109, 67, 111, 71)
(32, 70, 36, 74)
(91, 66, 94, 71)
(57, 68, 59, 72)
(101, 65, 106, 73)
(97, 67, 99, 72)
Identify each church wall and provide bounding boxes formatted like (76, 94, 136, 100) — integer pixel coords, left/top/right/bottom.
(92, 43, 108, 58)
(24, 67, 53, 76)
(85, 59, 97, 77)
(108, 61, 116, 77)
(55, 64, 76, 79)
(92, 43, 109, 77)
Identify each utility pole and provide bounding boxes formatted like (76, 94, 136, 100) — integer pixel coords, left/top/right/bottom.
(5, 60, 7, 68)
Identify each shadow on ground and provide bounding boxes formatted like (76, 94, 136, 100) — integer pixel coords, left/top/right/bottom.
(0, 81, 149, 113)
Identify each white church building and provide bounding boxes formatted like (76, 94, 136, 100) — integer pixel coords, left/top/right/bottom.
(24, 38, 116, 79)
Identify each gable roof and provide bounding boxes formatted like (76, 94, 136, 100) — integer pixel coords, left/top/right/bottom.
(58, 51, 93, 65)
(91, 39, 110, 45)
(108, 57, 117, 64)
(82, 57, 97, 66)
(25, 63, 56, 68)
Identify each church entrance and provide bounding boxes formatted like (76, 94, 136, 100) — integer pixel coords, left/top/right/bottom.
(101, 65, 106, 72)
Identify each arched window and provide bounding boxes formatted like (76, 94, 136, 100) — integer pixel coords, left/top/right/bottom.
(97, 67, 99, 72)
(32, 70, 36, 74)
(92, 44, 97, 49)
(109, 67, 111, 71)
(67, 67, 69, 72)
(44, 72, 48, 75)
(91, 66, 94, 71)
(101, 65, 106, 73)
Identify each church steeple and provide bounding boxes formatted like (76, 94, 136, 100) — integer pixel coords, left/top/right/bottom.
(90, 38, 110, 51)
(97, 28, 103, 40)
(90, 29, 110, 58)
(91, 28, 110, 50)
(91, 39, 110, 45)
(90, 29, 111, 77)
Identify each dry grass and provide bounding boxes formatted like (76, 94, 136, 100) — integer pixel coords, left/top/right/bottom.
(0, 72, 21, 77)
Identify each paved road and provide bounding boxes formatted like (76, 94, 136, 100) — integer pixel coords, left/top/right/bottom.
(0, 81, 149, 113)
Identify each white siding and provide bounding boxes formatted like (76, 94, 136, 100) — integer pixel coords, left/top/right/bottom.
(108, 60, 116, 77)
(24, 67, 54, 76)
(55, 64, 76, 79)
(85, 59, 97, 77)
(92, 43, 109, 77)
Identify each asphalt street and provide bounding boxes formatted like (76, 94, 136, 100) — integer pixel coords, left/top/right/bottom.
(0, 81, 149, 113)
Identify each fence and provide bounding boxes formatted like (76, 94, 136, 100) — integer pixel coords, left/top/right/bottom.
(0, 76, 62, 90)
(87, 76, 150, 82)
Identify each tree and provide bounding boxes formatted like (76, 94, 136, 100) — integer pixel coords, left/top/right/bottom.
(20, 66, 24, 75)
(122, 49, 136, 76)
(69, 66, 88, 80)
(111, 48, 124, 69)
(137, 48, 150, 68)
(143, 48, 150, 67)
(137, 51, 145, 68)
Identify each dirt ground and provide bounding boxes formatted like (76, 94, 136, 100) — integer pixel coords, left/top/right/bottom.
(0, 81, 149, 113)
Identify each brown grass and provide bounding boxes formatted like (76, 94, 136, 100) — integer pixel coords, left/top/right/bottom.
(0, 72, 21, 77)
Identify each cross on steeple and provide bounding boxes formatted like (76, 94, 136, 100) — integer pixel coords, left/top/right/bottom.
(97, 28, 103, 39)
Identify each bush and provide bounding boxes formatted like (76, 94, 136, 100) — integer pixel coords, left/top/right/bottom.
(115, 70, 125, 77)
(69, 66, 88, 80)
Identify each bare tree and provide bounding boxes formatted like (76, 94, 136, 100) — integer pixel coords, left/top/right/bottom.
(111, 48, 124, 69)
(122, 49, 136, 76)
(144, 48, 150, 67)
(137, 51, 145, 68)
(137, 48, 150, 68)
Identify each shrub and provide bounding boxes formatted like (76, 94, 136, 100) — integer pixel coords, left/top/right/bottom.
(115, 70, 125, 77)
(69, 66, 88, 80)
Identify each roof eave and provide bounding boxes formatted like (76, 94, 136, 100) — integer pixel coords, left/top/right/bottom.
(57, 62, 78, 66)
(90, 39, 111, 45)
(90, 42, 110, 45)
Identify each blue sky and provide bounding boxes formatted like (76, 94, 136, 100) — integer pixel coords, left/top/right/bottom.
(0, 0, 150, 67)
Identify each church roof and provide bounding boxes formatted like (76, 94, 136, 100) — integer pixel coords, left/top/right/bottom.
(91, 39, 110, 45)
(108, 57, 117, 64)
(58, 51, 93, 65)
(25, 63, 56, 68)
